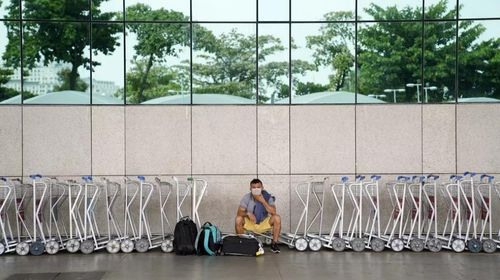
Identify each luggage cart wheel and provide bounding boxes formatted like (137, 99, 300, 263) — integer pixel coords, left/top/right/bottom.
(467, 238, 482, 253)
(66, 239, 80, 253)
(45, 240, 60, 255)
(308, 238, 322, 252)
(409, 238, 424, 252)
(390, 238, 404, 252)
(370, 238, 385, 252)
(135, 238, 149, 253)
(161, 239, 174, 253)
(294, 238, 308, 252)
(120, 239, 135, 253)
(351, 238, 365, 252)
(106, 240, 121, 254)
(332, 237, 346, 252)
(287, 244, 295, 249)
(29, 241, 45, 256)
(451, 239, 465, 253)
(264, 238, 273, 246)
(16, 242, 29, 256)
(426, 238, 442, 253)
(80, 240, 95, 254)
(482, 239, 497, 253)
(0, 243, 5, 255)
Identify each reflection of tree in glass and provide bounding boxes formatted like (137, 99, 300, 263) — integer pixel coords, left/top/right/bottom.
(3, 0, 121, 93)
(358, 0, 499, 101)
(125, 4, 189, 103)
(192, 28, 314, 103)
(306, 11, 355, 92)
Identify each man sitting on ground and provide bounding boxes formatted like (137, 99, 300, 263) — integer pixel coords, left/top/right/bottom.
(235, 178, 281, 253)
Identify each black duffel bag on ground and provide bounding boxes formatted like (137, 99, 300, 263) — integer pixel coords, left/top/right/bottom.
(220, 234, 264, 256)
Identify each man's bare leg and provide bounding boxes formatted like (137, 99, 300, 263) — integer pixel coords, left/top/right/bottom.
(235, 216, 245, 234)
(269, 214, 281, 243)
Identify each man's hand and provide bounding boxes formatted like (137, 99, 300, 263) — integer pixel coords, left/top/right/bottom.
(247, 212, 257, 224)
(253, 194, 266, 204)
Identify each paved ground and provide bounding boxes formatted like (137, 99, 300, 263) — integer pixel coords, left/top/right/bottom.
(2, 248, 500, 280)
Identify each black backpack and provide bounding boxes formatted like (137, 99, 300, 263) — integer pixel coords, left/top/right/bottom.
(173, 217, 198, 255)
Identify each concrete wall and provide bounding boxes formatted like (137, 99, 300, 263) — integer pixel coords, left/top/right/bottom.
(1, 104, 500, 233)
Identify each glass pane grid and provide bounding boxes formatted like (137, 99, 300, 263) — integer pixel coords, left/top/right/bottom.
(0, 1, 498, 105)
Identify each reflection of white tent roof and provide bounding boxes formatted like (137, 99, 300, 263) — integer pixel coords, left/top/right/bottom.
(23, 90, 122, 104)
(143, 93, 255, 104)
(0, 94, 22, 104)
(457, 97, 500, 103)
(275, 91, 386, 104)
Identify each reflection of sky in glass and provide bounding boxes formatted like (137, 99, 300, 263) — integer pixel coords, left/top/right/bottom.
(0, 0, 498, 91)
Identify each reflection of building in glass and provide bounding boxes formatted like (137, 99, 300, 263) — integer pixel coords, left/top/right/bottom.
(83, 78, 119, 97)
(5, 62, 66, 95)
(3, 62, 118, 97)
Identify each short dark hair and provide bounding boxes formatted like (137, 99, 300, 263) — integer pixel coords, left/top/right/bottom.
(250, 178, 262, 186)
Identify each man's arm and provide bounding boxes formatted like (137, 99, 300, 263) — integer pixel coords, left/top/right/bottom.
(254, 195, 276, 215)
(237, 207, 247, 218)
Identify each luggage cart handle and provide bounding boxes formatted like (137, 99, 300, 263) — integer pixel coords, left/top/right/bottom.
(138, 176, 145, 181)
(29, 174, 42, 179)
(341, 176, 349, 183)
(397, 176, 410, 182)
(449, 175, 462, 181)
(481, 174, 494, 183)
(371, 175, 381, 181)
(355, 175, 365, 181)
(463, 171, 476, 177)
(427, 174, 439, 180)
(81, 176, 92, 182)
(0, 177, 6, 182)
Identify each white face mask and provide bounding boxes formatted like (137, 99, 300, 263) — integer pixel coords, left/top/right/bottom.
(251, 188, 262, 196)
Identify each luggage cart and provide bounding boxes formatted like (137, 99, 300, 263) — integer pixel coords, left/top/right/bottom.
(459, 172, 482, 252)
(155, 177, 174, 253)
(318, 176, 349, 252)
(12, 180, 32, 256)
(27, 175, 49, 256)
(121, 177, 142, 253)
(345, 175, 367, 252)
(403, 176, 426, 252)
(102, 177, 125, 254)
(438, 175, 466, 252)
(65, 179, 85, 254)
(44, 178, 68, 255)
(172, 176, 208, 228)
(0, 178, 14, 255)
(422, 175, 443, 252)
(477, 174, 496, 253)
(380, 176, 409, 252)
(363, 175, 385, 252)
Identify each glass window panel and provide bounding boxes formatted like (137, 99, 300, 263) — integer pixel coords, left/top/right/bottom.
(91, 23, 124, 104)
(0, 21, 21, 104)
(425, 0, 456, 20)
(291, 23, 355, 104)
(192, 23, 256, 104)
(459, 0, 500, 19)
(22, 0, 90, 20)
(125, 0, 189, 21)
(358, 22, 422, 103)
(258, 24, 289, 104)
(93, 0, 123, 21)
(292, 0, 354, 21)
(125, 23, 190, 104)
(259, 0, 289, 21)
(193, 0, 255, 22)
(458, 20, 500, 102)
(22, 22, 91, 104)
(358, 0, 422, 21)
(0, 0, 20, 19)
(424, 21, 456, 103)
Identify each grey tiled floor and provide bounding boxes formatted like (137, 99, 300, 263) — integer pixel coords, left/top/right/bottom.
(2, 249, 500, 280)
